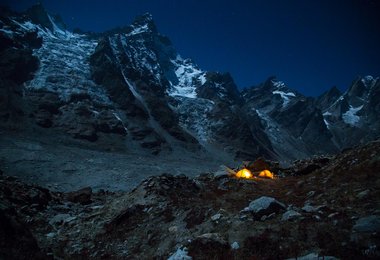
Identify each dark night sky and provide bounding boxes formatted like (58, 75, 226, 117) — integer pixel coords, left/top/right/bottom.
(3, 0, 380, 96)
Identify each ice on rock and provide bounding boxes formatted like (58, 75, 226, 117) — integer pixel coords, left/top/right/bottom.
(167, 247, 192, 260)
(126, 24, 149, 36)
(361, 75, 378, 88)
(272, 90, 296, 107)
(342, 105, 363, 126)
(19, 17, 110, 104)
(167, 57, 205, 99)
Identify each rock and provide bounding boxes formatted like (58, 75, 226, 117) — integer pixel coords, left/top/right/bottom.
(185, 207, 206, 229)
(211, 213, 222, 221)
(281, 210, 302, 221)
(46, 232, 55, 238)
(231, 241, 239, 250)
(352, 215, 380, 233)
(286, 252, 339, 260)
(0, 204, 46, 259)
(307, 190, 315, 197)
(356, 189, 370, 199)
(261, 212, 276, 221)
(66, 187, 92, 204)
(243, 196, 286, 219)
(168, 247, 192, 260)
(213, 165, 234, 178)
(48, 213, 72, 225)
(187, 233, 231, 259)
(34, 110, 53, 128)
(95, 110, 127, 135)
(168, 226, 178, 233)
(302, 203, 322, 213)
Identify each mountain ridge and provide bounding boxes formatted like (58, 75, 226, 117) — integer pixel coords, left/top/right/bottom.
(0, 4, 379, 162)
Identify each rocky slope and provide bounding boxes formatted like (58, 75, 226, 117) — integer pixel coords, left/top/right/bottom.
(1, 4, 379, 162)
(1, 140, 379, 259)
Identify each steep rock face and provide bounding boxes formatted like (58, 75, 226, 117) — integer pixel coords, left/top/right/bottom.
(1, 4, 378, 161)
(91, 13, 201, 153)
(318, 76, 380, 149)
(243, 78, 337, 160)
(0, 8, 40, 124)
(315, 86, 342, 111)
(194, 72, 273, 159)
(91, 13, 273, 160)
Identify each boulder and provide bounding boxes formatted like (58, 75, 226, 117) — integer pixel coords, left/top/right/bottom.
(282, 210, 302, 221)
(187, 233, 231, 259)
(66, 187, 92, 205)
(352, 215, 380, 233)
(168, 247, 192, 260)
(0, 204, 46, 259)
(243, 196, 286, 220)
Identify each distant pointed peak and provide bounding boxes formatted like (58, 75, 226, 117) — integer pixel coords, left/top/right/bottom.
(327, 86, 341, 95)
(25, 3, 66, 32)
(360, 75, 378, 88)
(130, 12, 157, 34)
(271, 79, 286, 89)
(262, 76, 285, 90)
(141, 12, 153, 21)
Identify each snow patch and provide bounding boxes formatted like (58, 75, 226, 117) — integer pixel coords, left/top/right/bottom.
(113, 112, 129, 134)
(21, 18, 109, 104)
(214, 83, 228, 99)
(126, 24, 149, 36)
(323, 119, 330, 129)
(167, 58, 205, 98)
(361, 75, 378, 88)
(272, 90, 296, 107)
(342, 105, 363, 126)
(199, 74, 207, 85)
(168, 247, 192, 260)
(0, 28, 14, 37)
(271, 80, 286, 89)
(12, 20, 37, 31)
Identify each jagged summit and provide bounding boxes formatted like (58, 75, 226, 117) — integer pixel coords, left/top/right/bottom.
(124, 12, 158, 36)
(0, 5, 379, 162)
(25, 3, 66, 32)
(361, 75, 378, 88)
(132, 12, 154, 27)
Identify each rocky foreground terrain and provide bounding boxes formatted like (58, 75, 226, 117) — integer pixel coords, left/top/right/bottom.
(1, 140, 379, 259)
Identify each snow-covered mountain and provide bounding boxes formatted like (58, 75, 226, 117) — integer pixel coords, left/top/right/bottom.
(316, 75, 380, 148)
(1, 4, 378, 162)
(242, 77, 337, 160)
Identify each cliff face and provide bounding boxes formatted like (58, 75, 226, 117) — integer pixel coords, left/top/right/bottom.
(1, 4, 379, 163)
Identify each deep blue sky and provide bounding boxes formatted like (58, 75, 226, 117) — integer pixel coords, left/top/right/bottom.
(3, 0, 380, 96)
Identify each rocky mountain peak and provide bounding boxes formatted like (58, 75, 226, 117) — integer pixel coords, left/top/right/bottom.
(25, 3, 66, 32)
(316, 86, 342, 110)
(326, 85, 341, 97)
(260, 76, 278, 91)
(196, 71, 241, 104)
(1, 5, 379, 163)
(344, 76, 378, 106)
(128, 12, 157, 35)
(361, 75, 378, 89)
